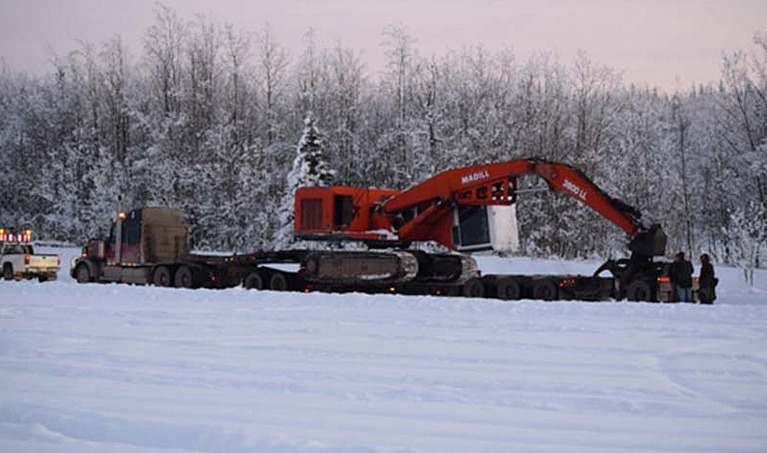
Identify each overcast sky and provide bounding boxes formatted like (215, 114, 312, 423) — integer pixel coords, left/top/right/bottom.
(1, 0, 765, 91)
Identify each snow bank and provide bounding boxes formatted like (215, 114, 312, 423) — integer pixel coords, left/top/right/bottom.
(1, 248, 765, 452)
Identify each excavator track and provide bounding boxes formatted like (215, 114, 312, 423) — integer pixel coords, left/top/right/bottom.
(301, 250, 419, 284)
(409, 251, 478, 283)
(300, 250, 478, 285)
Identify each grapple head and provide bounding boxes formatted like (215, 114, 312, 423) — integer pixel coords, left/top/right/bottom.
(629, 224, 667, 257)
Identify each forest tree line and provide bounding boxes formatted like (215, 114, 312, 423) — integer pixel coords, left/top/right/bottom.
(1, 6, 765, 272)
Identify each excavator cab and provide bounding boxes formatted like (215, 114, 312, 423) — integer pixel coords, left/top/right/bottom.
(451, 205, 520, 253)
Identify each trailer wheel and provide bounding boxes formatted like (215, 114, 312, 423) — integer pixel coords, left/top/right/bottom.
(626, 280, 654, 302)
(153, 266, 172, 287)
(243, 270, 264, 290)
(175, 266, 197, 289)
(75, 263, 91, 283)
(496, 278, 521, 300)
(269, 272, 288, 291)
(532, 279, 557, 301)
(3, 264, 13, 281)
(462, 277, 485, 298)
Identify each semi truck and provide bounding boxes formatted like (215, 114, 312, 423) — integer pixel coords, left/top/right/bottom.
(71, 158, 684, 302)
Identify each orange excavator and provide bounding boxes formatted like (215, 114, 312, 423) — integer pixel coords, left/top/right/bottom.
(292, 158, 666, 298)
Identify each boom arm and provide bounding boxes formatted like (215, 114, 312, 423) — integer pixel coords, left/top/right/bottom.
(383, 158, 666, 256)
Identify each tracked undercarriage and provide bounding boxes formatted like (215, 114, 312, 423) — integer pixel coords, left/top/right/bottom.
(300, 249, 477, 285)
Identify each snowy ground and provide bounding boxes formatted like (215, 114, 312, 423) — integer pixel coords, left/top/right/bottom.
(1, 248, 766, 453)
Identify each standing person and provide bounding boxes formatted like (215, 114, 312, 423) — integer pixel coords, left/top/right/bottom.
(698, 253, 716, 304)
(670, 252, 694, 302)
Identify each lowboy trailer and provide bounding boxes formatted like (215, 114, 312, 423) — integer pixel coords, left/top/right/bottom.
(69, 207, 620, 300)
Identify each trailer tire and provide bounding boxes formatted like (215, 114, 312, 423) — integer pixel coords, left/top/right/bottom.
(153, 266, 172, 287)
(462, 277, 485, 298)
(627, 280, 654, 302)
(3, 263, 13, 281)
(175, 266, 197, 289)
(243, 270, 264, 290)
(269, 272, 288, 291)
(532, 279, 557, 301)
(496, 278, 521, 300)
(75, 263, 91, 283)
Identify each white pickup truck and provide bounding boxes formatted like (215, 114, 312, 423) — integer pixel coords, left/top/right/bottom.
(1, 238, 60, 282)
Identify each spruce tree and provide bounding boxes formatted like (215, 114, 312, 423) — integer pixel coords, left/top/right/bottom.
(273, 112, 335, 248)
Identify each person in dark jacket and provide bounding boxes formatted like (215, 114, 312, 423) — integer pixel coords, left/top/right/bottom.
(670, 252, 694, 302)
(698, 253, 716, 304)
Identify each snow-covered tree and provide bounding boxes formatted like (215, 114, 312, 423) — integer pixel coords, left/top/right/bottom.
(0, 6, 764, 268)
(273, 112, 335, 248)
(724, 201, 767, 286)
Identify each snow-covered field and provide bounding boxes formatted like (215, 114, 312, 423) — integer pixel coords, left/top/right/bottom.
(1, 247, 766, 453)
